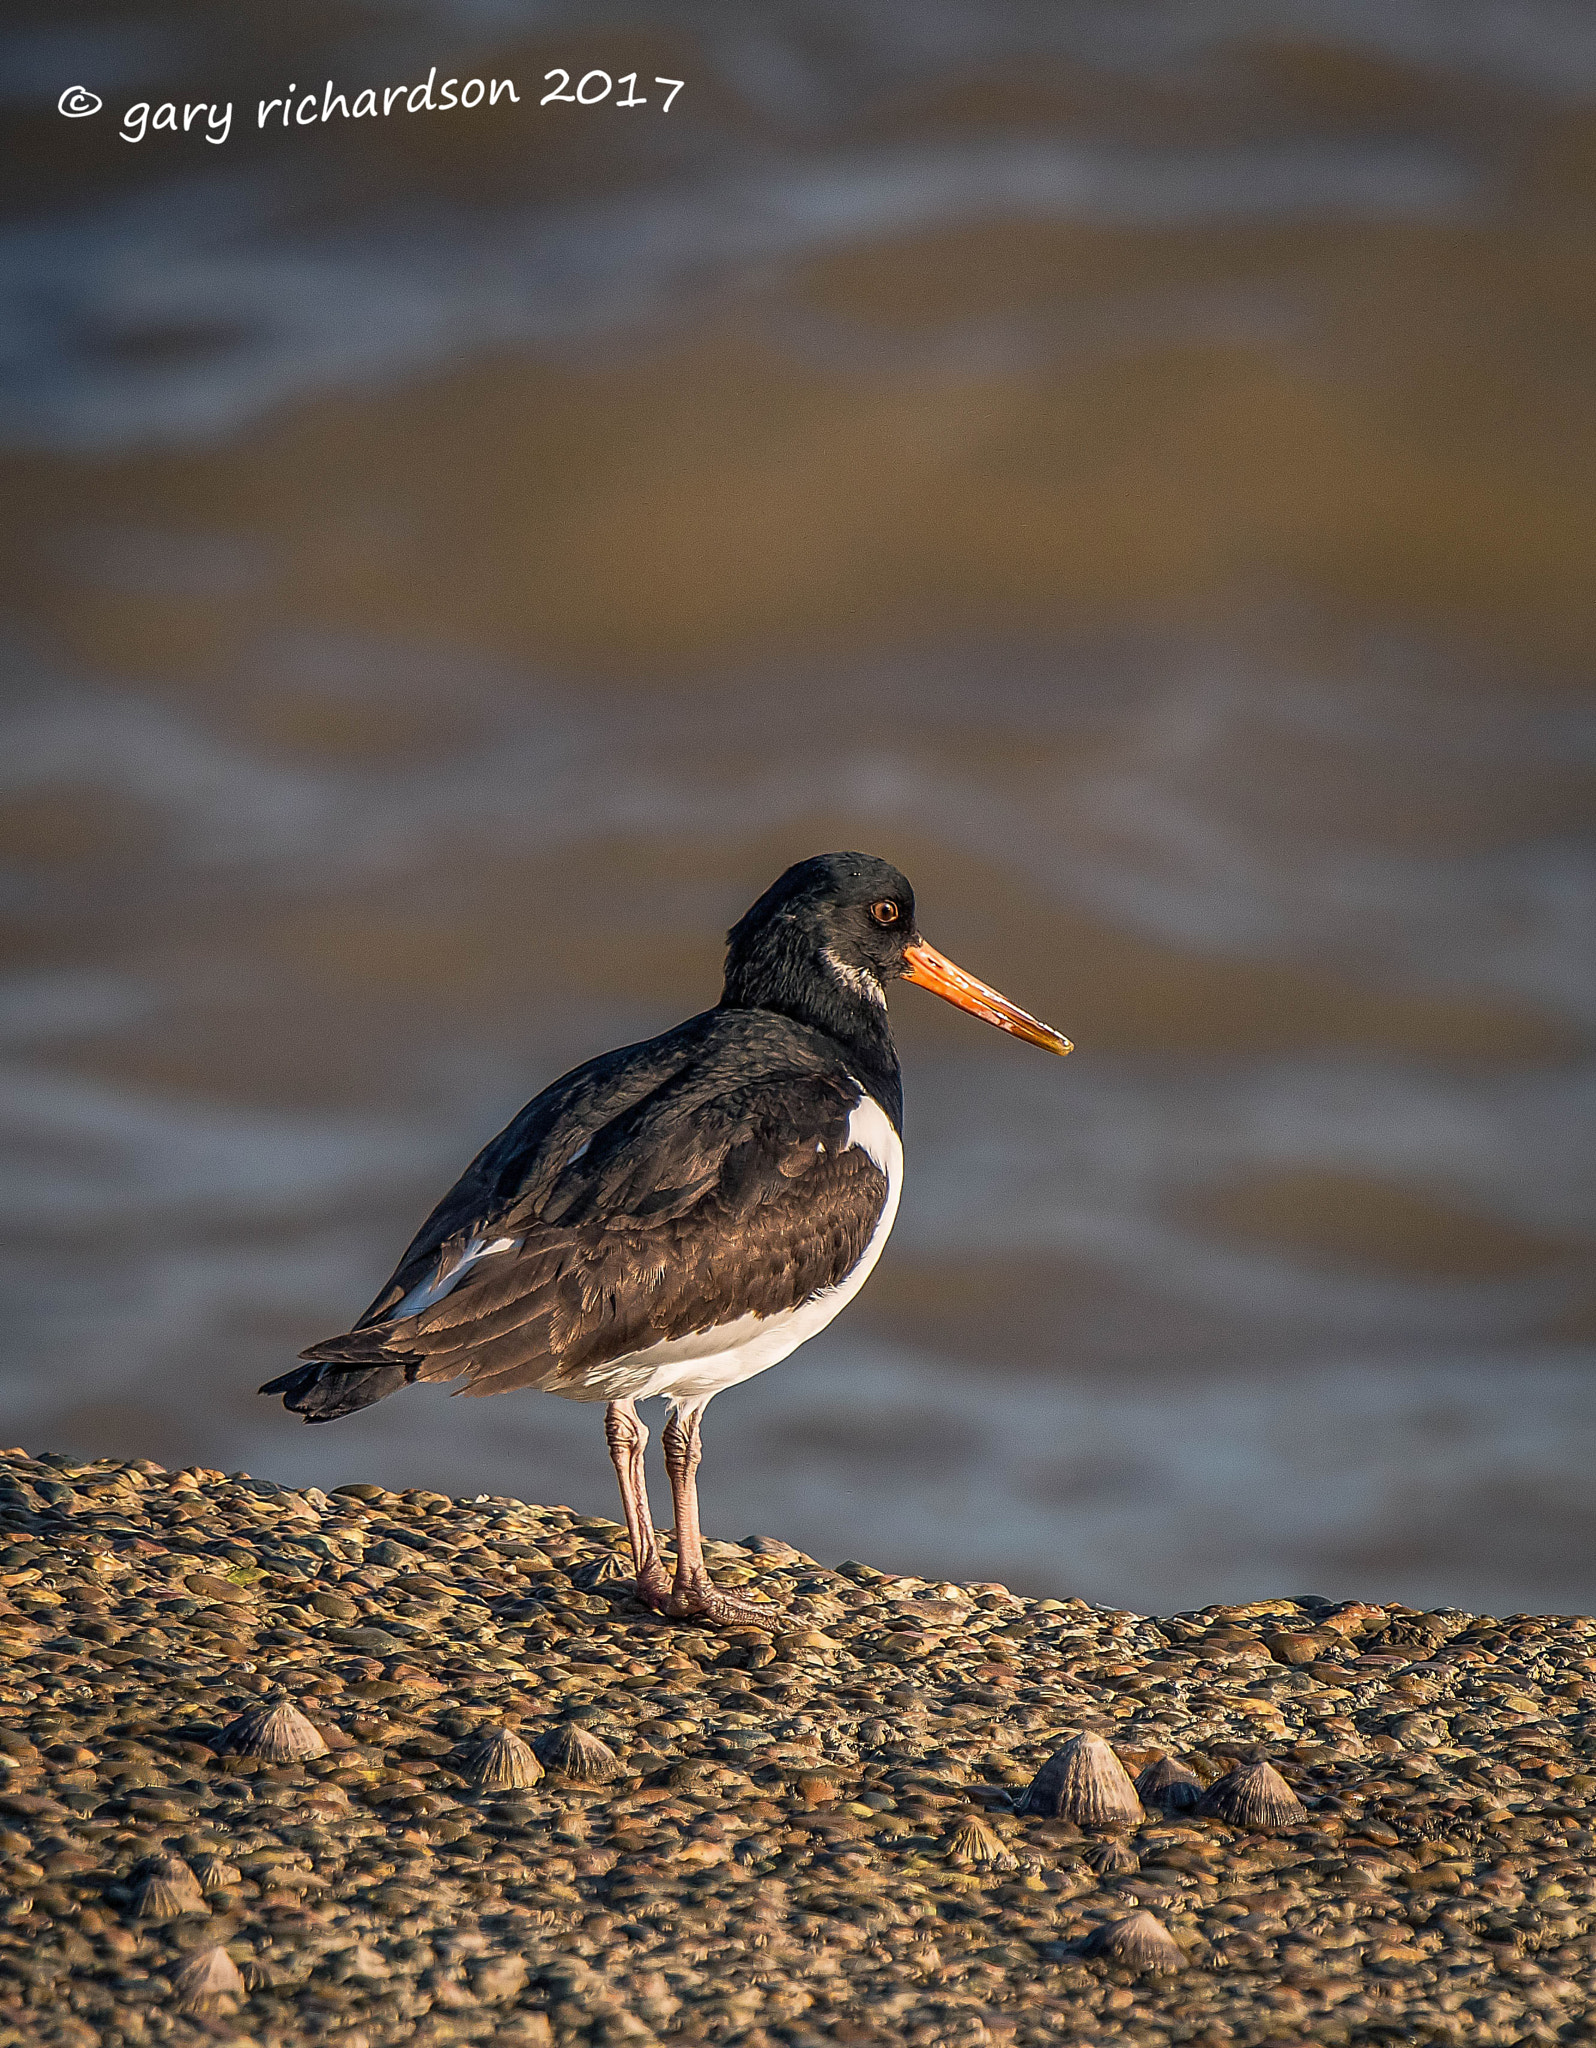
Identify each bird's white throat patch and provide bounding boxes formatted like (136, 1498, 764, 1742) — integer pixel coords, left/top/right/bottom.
(822, 948, 887, 1010)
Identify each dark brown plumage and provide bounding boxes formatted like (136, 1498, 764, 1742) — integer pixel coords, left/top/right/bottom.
(278, 1019, 886, 1410)
(302, 1058, 886, 1400)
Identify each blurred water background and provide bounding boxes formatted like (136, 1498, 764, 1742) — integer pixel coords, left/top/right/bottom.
(2, 0, 1593, 1615)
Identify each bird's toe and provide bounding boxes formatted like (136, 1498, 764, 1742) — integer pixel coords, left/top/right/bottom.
(666, 1576, 780, 1631)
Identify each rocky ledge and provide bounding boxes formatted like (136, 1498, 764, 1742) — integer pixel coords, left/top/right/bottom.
(0, 1447, 1592, 2048)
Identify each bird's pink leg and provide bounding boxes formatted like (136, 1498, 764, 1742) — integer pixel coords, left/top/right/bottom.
(603, 1399, 671, 1611)
(661, 1406, 780, 1629)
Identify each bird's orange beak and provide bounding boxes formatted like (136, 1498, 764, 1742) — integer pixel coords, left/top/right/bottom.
(901, 939, 1072, 1056)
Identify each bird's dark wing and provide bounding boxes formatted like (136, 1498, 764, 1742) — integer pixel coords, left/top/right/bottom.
(348, 1011, 725, 1330)
(296, 1014, 889, 1398)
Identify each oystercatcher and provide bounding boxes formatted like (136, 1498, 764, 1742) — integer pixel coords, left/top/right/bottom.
(263, 854, 1070, 1625)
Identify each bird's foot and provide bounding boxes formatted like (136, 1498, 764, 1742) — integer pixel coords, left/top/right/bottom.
(632, 1558, 674, 1614)
(666, 1572, 781, 1631)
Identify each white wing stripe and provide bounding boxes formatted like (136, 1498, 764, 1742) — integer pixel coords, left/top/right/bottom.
(391, 1234, 522, 1321)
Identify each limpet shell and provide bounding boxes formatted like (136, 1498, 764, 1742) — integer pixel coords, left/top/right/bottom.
(945, 1813, 1018, 1869)
(537, 1722, 622, 1782)
(219, 1700, 328, 1762)
(1134, 1754, 1202, 1814)
(466, 1727, 544, 1791)
(134, 1855, 206, 1921)
(192, 1855, 242, 1894)
(172, 1945, 245, 2013)
(1019, 1733, 1142, 1827)
(572, 1552, 632, 1589)
(1082, 1909, 1184, 1972)
(1196, 1759, 1305, 1830)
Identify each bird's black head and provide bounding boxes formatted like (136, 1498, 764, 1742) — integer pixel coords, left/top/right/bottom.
(721, 853, 918, 1033)
(721, 852, 1072, 1108)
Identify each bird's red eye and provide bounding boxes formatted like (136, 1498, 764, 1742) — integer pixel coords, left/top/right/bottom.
(870, 900, 900, 925)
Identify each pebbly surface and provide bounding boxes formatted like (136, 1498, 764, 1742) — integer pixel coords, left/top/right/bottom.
(0, 1449, 1593, 2048)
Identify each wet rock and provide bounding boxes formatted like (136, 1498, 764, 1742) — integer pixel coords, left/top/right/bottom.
(496, 2018, 555, 2047)
(1321, 1601, 1386, 1637)
(337, 1939, 391, 1982)
(1, 1443, 1586, 2048)
(469, 1951, 530, 2003)
(1266, 1630, 1333, 1665)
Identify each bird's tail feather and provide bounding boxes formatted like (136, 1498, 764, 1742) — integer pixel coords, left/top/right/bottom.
(261, 1325, 422, 1423)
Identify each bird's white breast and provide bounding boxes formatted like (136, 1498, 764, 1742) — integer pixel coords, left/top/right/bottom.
(564, 1090, 903, 1413)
